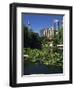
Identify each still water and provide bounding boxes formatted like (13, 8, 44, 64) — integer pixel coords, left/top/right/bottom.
(24, 63, 63, 75)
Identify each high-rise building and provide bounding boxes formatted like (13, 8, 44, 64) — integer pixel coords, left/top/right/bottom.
(53, 19, 63, 31)
(28, 20, 31, 30)
(53, 19, 60, 31)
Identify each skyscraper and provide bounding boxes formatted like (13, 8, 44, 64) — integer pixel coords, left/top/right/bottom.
(53, 19, 60, 31)
(28, 20, 31, 30)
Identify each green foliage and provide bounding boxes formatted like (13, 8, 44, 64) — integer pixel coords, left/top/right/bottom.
(58, 28, 63, 44)
(24, 43, 63, 67)
(23, 26, 63, 68)
(23, 26, 42, 49)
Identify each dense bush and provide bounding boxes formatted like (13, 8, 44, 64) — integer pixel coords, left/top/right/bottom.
(23, 26, 63, 68)
(24, 43, 63, 67)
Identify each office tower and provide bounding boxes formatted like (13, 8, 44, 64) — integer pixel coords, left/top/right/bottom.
(54, 19, 60, 31)
(28, 20, 31, 30)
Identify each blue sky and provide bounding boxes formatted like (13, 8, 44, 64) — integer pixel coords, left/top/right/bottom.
(22, 13, 63, 33)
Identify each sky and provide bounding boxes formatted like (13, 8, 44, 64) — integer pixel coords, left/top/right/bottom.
(22, 13, 63, 33)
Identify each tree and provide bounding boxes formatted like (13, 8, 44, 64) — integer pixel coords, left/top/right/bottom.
(58, 28, 63, 44)
(23, 26, 42, 49)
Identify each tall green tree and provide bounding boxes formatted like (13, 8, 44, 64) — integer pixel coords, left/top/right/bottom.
(23, 26, 42, 49)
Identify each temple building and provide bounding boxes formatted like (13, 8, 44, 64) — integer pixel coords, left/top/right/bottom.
(40, 27, 55, 40)
(40, 19, 62, 41)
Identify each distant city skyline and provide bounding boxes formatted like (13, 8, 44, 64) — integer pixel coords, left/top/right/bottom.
(22, 13, 63, 33)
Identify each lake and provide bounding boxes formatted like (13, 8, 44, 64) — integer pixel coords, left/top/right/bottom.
(24, 63, 63, 75)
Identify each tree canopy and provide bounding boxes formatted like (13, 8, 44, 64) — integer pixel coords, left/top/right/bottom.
(23, 26, 42, 49)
